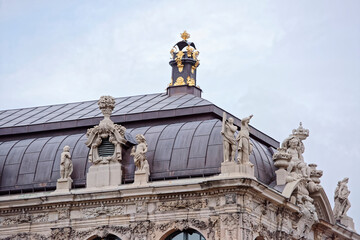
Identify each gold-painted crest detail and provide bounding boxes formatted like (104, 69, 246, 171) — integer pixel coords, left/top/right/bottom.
(181, 31, 190, 41)
(174, 77, 185, 86)
(187, 76, 195, 86)
(186, 45, 194, 57)
(191, 60, 200, 73)
(192, 51, 199, 60)
(175, 51, 184, 72)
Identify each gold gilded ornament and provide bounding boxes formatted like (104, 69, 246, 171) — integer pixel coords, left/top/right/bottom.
(192, 50, 199, 60)
(174, 77, 185, 86)
(187, 76, 195, 86)
(191, 60, 200, 74)
(186, 45, 193, 58)
(175, 51, 184, 72)
(181, 31, 190, 41)
(170, 48, 176, 59)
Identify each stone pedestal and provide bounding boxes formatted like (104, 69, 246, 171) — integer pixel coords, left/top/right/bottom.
(133, 170, 149, 185)
(56, 178, 72, 192)
(339, 216, 355, 231)
(238, 162, 255, 178)
(220, 161, 255, 179)
(220, 161, 239, 176)
(275, 169, 288, 185)
(86, 162, 122, 188)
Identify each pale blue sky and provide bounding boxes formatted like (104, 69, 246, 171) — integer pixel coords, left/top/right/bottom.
(1, 0, 359, 229)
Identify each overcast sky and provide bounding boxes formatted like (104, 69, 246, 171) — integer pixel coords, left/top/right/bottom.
(1, 0, 359, 229)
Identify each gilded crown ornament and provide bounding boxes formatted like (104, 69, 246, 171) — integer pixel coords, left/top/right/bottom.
(168, 31, 202, 94)
(181, 30, 190, 41)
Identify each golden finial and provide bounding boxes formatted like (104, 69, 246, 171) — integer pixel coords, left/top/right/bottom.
(181, 31, 190, 41)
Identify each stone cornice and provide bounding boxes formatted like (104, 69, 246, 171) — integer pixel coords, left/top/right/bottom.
(0, 176, 295, 213)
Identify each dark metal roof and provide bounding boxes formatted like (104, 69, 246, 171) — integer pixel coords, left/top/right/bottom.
(0, 93, 279, 148)
(0, 119, 276, 194)
(0, 93, 211, 128)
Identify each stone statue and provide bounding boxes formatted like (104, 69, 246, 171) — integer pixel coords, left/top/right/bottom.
(333, 178, 351, 221)
(236, 114, 253, 164)
(221, 113, 237, 162)
(131, 134, 149, 173)
(281, 123, 310, 179)
(60, 146, 73, 179)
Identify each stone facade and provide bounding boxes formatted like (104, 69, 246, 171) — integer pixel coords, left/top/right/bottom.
(0, 175, 358, 240)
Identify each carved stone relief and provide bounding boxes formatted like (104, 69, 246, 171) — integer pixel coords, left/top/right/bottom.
(85, 96, 130, 188)
(1, 233, 48, 240)
(1, 210, 48, 226)
(81, 203, 124, 219)
(85, 96, 128, 165)
(225, 193, 236, 204)
(157, 199, 207, 212)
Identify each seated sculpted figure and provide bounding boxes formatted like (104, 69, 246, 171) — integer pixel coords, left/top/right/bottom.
(284, 136, 309, 178)
(221, 116, 237, 162)
(60, 146, 73, 179)
(131, 134, 149, 173)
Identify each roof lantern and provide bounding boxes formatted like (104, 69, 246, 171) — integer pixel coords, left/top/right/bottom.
(167, 31, 202, 97)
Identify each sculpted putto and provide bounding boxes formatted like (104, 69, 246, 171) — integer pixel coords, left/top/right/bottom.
(60, 146, 73, 179)
(131, 134, 149, 173)
(333, 178, 351, 221)
(237, 115, 253, 164)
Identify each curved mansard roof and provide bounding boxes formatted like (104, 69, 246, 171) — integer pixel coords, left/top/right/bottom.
(0, 93, 278, 194)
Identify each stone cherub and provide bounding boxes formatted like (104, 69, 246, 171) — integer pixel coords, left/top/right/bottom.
(131, 134, 149, 173)
(60, 146, 73, 179)
(282, 136, 309, 179)
(237, 114, 253, 164)
(333, 178, 351, 221)
(221, 113, 237, 162)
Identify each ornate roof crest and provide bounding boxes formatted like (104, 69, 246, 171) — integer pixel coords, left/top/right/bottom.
(85, 96, 128, 165)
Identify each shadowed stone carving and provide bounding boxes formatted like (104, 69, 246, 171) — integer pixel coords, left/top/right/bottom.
(334, 177, 355, 230)
(221, 112, 237, 163)
(132, 134, 150, 185)
(237, 114, 253, 165)
(85, 96, 129, 188)
(60, 146, 73, 180)
(86, 96, 127, 165)
(220, 112, 255, 178)
(277, 123, 325, 237)
(55, 146, 73, 192)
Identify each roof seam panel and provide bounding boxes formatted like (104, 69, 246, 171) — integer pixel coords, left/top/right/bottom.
(141, 94, 171, 112)
(32, 137, 53, 183)
(13, 106, 52, 127)
(15, 138, 38, 185)
(186, 121, 203, 168)
(204, 120, 218, 167)
(27, 105, 66, 125)
(106, 95, 146, 116)
(124, 94, 162, 114)
(60, 101, 97, 121)
(159, 94, 187, 110)
(0, 108, 35, 127)
(0, 140, 20, 178)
